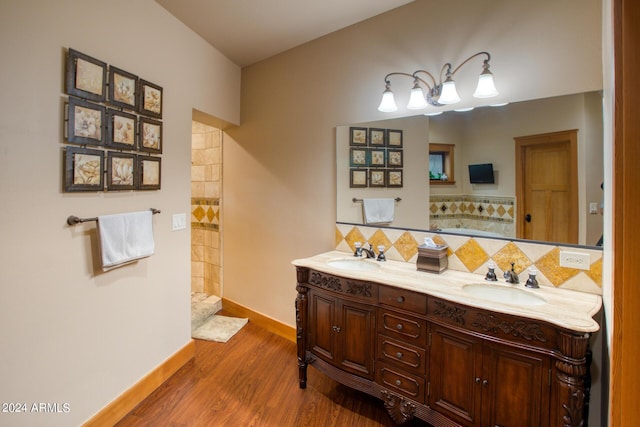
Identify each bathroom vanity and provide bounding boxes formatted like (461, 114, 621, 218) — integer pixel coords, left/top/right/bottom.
(293, 251, 601, 427)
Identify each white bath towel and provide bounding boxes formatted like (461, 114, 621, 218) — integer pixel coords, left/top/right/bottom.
(98, 210, 155, 271)
(362, 198, 395, 224)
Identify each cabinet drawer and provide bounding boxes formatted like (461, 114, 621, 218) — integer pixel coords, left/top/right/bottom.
(379, 310, 427, 343)
(379, 286, 427, 314)
(377, 361, 426, 403)
(378, 334, 426, 374)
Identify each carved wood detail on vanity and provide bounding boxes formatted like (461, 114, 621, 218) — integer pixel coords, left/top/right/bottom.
(296, 266, 595, 427)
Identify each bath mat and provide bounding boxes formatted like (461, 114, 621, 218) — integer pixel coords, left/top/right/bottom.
(192, 315, 248, 343)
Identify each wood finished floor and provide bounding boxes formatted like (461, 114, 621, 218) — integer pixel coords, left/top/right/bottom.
(116, 314, 430, 427)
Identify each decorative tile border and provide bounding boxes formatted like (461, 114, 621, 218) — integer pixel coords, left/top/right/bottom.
(191, 197, 220, 231)
(335, 222, 602, 295)
(430, 195, 515, 237)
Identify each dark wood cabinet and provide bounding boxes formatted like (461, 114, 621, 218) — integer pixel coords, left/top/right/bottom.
(295, 266, 593, 427)
(308, 288, 376, 378)
(429, 324, 550, 427)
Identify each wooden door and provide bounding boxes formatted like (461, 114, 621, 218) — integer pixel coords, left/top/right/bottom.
(515, 130, 578, 243)
(482, 342, 550, 427)
(337, 299, 376, 379)
(308, 290, 337, 364)
(428, 324, 483, 426)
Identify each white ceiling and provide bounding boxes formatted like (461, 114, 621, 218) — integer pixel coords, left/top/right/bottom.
(155, 0, 414, 67)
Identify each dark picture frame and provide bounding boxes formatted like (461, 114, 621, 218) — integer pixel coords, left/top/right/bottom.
(138, 155, 161, 190)
(349, 126, 367, 146)
(67, 97, 105, 146)
(139, 117, 163, 154)
(387, 129, 403, 147)
(369, 128, 386, 146)
(64, 146, 104, 192)
(139, 79, 163, 118)
(108, 66, 138, 111)
(349, 147, 368, 167)
(370, 149, 386, 167)
(350, 169, 368, 188)
(106, 151, 136, 191)
(387, 149, 404, 168)
(369, 169, 386, 187)
(106, 109, 137, 150)
(388, 169, 403, 188)
(65, 48, 107, 102)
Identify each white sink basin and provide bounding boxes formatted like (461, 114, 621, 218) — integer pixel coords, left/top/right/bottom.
(462, 283, 546, 306)
(327, 258, 381, 271)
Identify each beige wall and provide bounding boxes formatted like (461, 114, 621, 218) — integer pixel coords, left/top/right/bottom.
(0, 1, 239, 425)
(224, 0, 602, 327)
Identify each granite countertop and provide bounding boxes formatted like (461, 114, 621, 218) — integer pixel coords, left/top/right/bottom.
(292, 251, 602, 333)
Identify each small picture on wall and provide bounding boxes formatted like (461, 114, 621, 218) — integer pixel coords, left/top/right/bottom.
(369, 169, 386, 187)
(369, 128, 386, 146)
(108, 66, 138, 111)
(388, 170, 403, 187)
(67, 97, 105, 145)
(350, 148, 368, 167)
(349, 127, 368, 146)
(370, 149, 386, 167)
(106, 109, 137, 150)
(387, 129, 403, 147)
(138, 156, 161, 190)
(139, 117, 163, 154)
(388, 149, 403, 167)
(64, 146, 104, 192)
(350, 169, 367, 188)
(66, 48, 107, 102)
(139, 79, 163, 118)
(107, 151, 136, 190)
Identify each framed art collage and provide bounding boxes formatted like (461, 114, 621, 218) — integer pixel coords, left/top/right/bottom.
(348, 127, 403, 188)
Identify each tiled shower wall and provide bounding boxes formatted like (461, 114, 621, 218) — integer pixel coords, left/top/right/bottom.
(191, 122, 222, 296)
(336, 223, 603, 295)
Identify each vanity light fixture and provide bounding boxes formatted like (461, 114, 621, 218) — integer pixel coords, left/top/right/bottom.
(377, 51, 499, 112)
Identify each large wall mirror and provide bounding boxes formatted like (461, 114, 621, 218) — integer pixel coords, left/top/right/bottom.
(336, 91, 604, 248)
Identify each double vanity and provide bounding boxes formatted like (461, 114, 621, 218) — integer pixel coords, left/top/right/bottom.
(293, 251, 601, 427)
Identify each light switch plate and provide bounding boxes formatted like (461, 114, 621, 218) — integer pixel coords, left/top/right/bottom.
(559, 250, 590, 270)
(172, 213, 187, 231)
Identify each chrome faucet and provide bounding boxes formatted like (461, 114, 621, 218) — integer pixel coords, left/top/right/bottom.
(503, 262, 519, 284)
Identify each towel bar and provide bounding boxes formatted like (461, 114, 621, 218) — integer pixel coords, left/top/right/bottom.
(352, 197, 401, 203)
(67, 208, 161, 226)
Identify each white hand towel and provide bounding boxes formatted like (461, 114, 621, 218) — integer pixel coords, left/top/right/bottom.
(98, 210, 155, 271)
(362, 198, 395, 224)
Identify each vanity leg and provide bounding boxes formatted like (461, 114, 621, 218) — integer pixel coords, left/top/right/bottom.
(295, 273, 309, 389)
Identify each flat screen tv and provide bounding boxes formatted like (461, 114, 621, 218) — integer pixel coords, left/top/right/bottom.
(468, 163, 495, 184)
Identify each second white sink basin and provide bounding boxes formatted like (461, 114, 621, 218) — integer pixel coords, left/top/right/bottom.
(462, 283, 547, 306)
(327, 258, 381, 271)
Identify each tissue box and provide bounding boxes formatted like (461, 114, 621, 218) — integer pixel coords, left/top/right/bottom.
(416, 244, 448, 273)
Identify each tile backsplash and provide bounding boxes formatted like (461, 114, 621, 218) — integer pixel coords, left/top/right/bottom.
(335, 223, 602, 295)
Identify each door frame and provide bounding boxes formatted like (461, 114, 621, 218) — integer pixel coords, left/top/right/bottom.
(514, 129, 579, 242)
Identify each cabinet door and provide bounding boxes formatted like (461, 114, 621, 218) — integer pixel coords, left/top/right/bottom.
(429, 324, 483, 426)
(337, 299, 376, 379)
(481, 343, 550, 427)
(308, 290, 337, 364)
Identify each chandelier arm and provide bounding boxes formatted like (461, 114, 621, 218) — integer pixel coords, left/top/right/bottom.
(383, 71, 415, 84)
(449, 51, 491, 77)
(411, 70, 437, 90)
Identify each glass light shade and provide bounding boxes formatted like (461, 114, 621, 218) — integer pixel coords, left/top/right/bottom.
(378, 89, 398, 112)
(438, 80, 460, 104)
(407, 84, 428, 110)
(473, 71, 499, 98)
